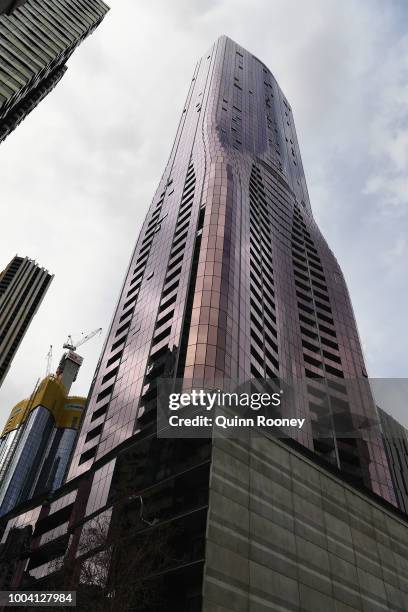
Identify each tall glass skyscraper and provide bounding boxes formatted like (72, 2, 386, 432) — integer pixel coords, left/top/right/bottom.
(68, 35, 394, 504)
(0, 0, 109, 143)
(1, 38, 407, 611)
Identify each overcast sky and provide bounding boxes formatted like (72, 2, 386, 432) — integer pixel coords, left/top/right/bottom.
(0, 0, 407, 430)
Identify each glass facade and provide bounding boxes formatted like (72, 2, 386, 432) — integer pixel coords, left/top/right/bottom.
(68, 35, 394, 504)
(0, 406, 54, 516)
(378, 406, 408, 514)
(1, 504, 41, 543)
(84, 458, 115, 517)
(30, 427, 79, 496)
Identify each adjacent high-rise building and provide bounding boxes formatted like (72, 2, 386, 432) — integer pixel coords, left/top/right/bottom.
(0, 0, 109, 143)
(0, 37, 407, 612)
(378, 406, 408, 515)
(0, 350, 86, 517)
(0, 256, 52, 387)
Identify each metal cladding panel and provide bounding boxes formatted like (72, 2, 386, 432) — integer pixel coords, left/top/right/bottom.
(67, 37, 395, 504)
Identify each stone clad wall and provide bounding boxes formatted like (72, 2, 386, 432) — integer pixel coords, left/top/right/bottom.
(203, 434, 408, 611)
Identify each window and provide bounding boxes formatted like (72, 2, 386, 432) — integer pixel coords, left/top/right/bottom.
(85, 424, 103, 444)
(91, 403, 108, 422)
(96, 384, 114, 404)
(77, 508, 112, 559)
(85, 460, 116, 516)
(101, 366, 118, 386)
(79, 446, 97, 465)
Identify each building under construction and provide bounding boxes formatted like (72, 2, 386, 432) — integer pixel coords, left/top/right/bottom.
(0, 349, 86, 517)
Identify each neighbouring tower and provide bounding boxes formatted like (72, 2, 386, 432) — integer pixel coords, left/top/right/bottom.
(378, 406, 408, 515)
(0, 0, 109, 143)
(0, 351, 86, 516)
(0, 256, 53, 388)
(68, 36, 394, 504)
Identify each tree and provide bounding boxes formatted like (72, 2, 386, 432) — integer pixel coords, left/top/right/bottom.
(74, 500, 173, 612)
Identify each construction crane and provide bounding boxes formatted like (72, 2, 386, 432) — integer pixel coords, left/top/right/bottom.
(45, 345, 53, 376)
(63, 328, 102, 352)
